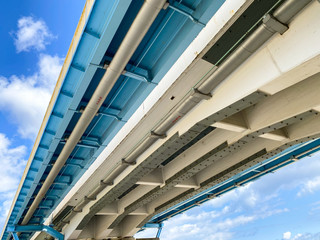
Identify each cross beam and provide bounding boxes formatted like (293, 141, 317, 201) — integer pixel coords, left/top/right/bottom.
(7, 225, 64, 240)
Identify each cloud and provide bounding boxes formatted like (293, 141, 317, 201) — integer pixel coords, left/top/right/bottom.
(135, 204, 285, 240)
(0, 54, 63, 140)
(291, 232, 320, 240)
(0, 133, 27, 229)
(136, 153, 320, 240)
(13, 16, 55, 52)
(207, 152, 320, 212)
(283, 231, 292, 239)
(297, 176, 320, 197)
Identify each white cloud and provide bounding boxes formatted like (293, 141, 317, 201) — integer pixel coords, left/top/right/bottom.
(283, 231, 292, 239)
(0, 54, 63, 140)
(214, 215, 256, 229)
(291, 232, 320, 240)
(292, 233, 302, 240)
(13, 16, 55, 52)
(207, 152, 320, 212)
(0, 133, 27, 229)
(297, 176, 320, 197)
(136, 205, 282, 240)
(137, 154, 320, 240)
(0, 134, 26, 193)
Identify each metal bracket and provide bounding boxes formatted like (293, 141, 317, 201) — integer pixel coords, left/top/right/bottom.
(167, 2, 206, 27)
(66, 163, 84, 169)
(90, 62, 155, 85)
(149, 131, 167, 139)
(156, 224, 163, 238)
(98, 111, 125, 122)
(121, 158, 137, 166)
(60, 140, 100, 149)
(191, 88, 212, 100)
(100, 180, 113, 186)
(263, 14, 288, 35)
(7, 225, 64, 240)
(122, 70, 156, 85)
(84, 196, 96, 201)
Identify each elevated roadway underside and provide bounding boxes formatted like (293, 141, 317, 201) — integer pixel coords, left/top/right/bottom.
(52, 1, 320, 238)
(2, 0, 320, 240)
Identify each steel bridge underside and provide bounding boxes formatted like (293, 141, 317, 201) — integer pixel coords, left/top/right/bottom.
(2, 0, 320, 240)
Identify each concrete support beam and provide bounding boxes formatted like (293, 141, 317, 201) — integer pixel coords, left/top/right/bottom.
(111, 216, 146, 237)
(245, 74, 320, 132)
(83, 215, 116, 239)
(96, 202, 119, 216)
(77, 218, 96, 239)
(287, 114, 320, 141)
(175, 176, 199, 188)
(136, 168, 164, 186)
(212, 112, 248, 132)
(128, 206, 149, 216)
(195, 138, 280, 184)
(259, 128, 288, 142)
(163, 129, 238, 181)
(119, 185, 157, 213)
(147, 187, 190, 213)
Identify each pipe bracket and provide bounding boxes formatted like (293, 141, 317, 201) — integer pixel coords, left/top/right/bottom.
(100, 180, 114, 186)
(149, 131, 167, 139)
(84, 196, 96, 201)
(191, 88, 212, 100)
(263, 14, 288, 35)
(121, 159, 137, 166)
(72, 208, 82, 213)
(168, 3, 206, 27)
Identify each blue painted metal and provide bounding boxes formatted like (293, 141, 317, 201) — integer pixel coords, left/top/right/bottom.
(122, 70, 153, 84)
(156, 225, 163, 238)
(138, 223, 164, 238)
(142, 223, 163, 229)
(168, 2, 206, 26)
(7, 225, 64, 240)
(147, 139, 320, 225)
(91, 62, 154, 84)
(9, 233, 18, 240)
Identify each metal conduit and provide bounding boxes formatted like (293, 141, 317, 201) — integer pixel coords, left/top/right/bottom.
(58, 0, 311, 227)
(21, 0, 167, 225)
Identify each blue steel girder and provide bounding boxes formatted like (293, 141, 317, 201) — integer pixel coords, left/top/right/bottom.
(7, 225, 64, 240)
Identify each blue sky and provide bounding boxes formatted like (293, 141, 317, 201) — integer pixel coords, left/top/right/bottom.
(0, 0, 85, 230)
(0, 1, 319, 240)
(135, 153, 320, 240)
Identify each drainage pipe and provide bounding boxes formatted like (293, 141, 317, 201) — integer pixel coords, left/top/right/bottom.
(21, 0, 167, 225)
